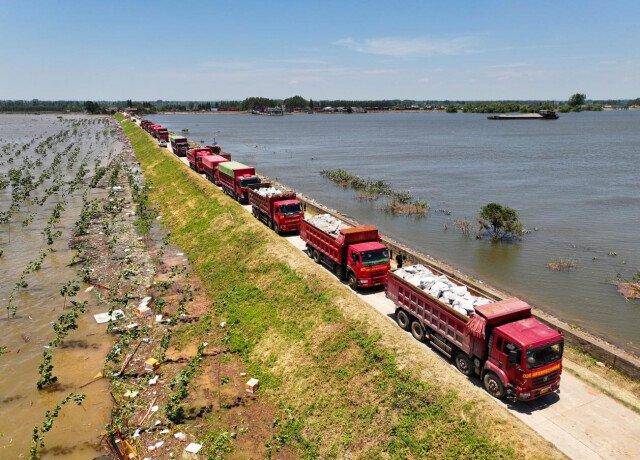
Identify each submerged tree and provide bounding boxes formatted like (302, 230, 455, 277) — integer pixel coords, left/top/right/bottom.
(478, 202, 524, 241)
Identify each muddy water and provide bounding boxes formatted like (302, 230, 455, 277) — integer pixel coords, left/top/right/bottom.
(0, 115, 122, 458)
(152, 111, 640, 354)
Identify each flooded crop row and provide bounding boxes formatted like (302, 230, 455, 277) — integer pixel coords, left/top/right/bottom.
(0, 114, 124, 458)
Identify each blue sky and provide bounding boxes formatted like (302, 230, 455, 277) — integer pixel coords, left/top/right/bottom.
(1, 0, 639, 100)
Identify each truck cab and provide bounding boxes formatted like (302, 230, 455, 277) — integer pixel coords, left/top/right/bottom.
(484, 317, 563, 401)
(272, 199, 303, 232)
(346, 242, 390, 288)
(237, 175, 261, 201)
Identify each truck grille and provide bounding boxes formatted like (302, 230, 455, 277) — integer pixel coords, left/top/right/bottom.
(532, 370, 559, 388)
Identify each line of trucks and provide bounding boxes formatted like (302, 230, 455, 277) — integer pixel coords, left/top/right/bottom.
(135, 116, 564, 402)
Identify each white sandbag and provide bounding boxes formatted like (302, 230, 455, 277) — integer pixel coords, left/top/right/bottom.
(473, 297, 491, 307)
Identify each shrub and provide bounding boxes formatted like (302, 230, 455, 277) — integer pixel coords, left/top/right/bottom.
(478, 202, 524, 241)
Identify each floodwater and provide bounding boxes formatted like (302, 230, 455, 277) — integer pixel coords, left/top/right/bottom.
(151, 111, 640, 354)
(0, 114, 121, 458)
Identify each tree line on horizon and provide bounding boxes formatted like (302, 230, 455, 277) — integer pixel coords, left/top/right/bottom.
(2, 94, 639, 114)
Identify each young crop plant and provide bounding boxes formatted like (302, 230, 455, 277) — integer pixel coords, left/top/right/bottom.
(165, 342, 206, 423)
(36, 350, 57, 390)
(29, 393, 85, 459)
(59, 278, 80, 308)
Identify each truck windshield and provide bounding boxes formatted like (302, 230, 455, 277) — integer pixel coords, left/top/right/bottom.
(526, 342, 563, 369)
(240, 177, 260, 186)
(361, 249, 389, 266)
(279, 203, 301, 215)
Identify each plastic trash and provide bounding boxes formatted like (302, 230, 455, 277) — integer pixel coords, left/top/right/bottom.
(185, 443, 203, 454)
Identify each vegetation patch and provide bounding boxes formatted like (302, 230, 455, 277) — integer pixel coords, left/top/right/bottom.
(320, 168, 429, 217)
(616, 272, 640, 300)
(118, 116, 549, 458)
(547, 258, 579, 271)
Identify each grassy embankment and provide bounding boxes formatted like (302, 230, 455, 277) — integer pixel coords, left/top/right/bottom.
(117, 115, 559, 458)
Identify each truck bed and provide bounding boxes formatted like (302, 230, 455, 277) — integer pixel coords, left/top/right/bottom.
(386, 271, 482, 357)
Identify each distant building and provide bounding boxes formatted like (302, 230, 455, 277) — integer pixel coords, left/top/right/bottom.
(266, 107, 284, 116)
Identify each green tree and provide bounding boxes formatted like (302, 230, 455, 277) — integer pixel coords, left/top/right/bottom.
(283, 95, 308, 111)
(479, 202, 524, 241)
(568, 92, 586, 107)
(84, 101, 103, 114)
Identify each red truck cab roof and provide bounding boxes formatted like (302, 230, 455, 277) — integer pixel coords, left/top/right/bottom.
(276, 198, 300, 207)
(475, 298, 531, 324)
(495, 317, 562, 349)
(350, 241, 387, 253)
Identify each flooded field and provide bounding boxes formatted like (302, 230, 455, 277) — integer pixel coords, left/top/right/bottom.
(151, 111, 640, 354)
(0, 114, 123, 458)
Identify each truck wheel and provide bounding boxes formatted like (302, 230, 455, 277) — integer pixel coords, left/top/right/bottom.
(396, 310, 410, 331)
(454, 352, 473, 376)
(306, 247, 314, 259)
(483, 372, 505, 399)
(348, 273, 357, 290)
(314, 250, 322, 264)
(410, 320, 425, 341)
(336, 266, 346, 281)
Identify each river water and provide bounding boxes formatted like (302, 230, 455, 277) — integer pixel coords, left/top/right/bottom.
(150, 111, 640, 354)
(0, 114, 121, 458)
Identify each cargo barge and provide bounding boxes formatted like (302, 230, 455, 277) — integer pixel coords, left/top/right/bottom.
(488, 110, 558, 120)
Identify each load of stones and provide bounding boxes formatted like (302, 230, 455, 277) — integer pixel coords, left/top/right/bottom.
(307, 213, 348, 237)
(254, 186, 285, 197)
(393, 264, 491, 317)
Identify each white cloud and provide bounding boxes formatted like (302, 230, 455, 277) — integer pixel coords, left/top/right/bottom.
(333, 36, 478, 57)
(418, 77, 430, 84)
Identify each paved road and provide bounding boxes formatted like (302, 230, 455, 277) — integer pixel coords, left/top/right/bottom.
(167, 142, 640, 459)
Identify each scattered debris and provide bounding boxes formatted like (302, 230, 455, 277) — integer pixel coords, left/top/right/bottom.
(246, 378, 259, 394)
(185, 442, 203, 454)
(93, 309, 124, 324)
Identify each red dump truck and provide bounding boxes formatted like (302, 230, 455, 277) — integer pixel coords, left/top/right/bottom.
(386, 269, 563, 401)
(188, 145, 231, 173)
(141, 120, 153, 132)
(247, 184, 303, 234)
(170, 134, 189, 157)
(300, 217, 389, 289)
(150, 124, 169, 141)
(201, 154, 231, 182)
(214, 161, 261, 203)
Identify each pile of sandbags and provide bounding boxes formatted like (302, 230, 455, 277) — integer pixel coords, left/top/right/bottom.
(307, 213, 347, 237)
(394, 264, 491, 317)
(254, 186, 284, 197)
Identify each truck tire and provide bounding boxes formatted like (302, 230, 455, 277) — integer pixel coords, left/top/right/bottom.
(306, 247, 314, 259)
(396, 310, 410, 331)
(314, 250, 322, 264)
(454, 352, 473, 376)
(335, 266, 346, 281)
(410, 320, 425, 341)
(483, 372, 505, 399)
(348, 272, 357, 290)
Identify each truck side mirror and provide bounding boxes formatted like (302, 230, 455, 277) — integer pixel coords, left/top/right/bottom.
(508, 349, 520, 364)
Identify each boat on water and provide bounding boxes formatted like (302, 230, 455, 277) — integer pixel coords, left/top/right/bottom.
(488, 109, 558, 120)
